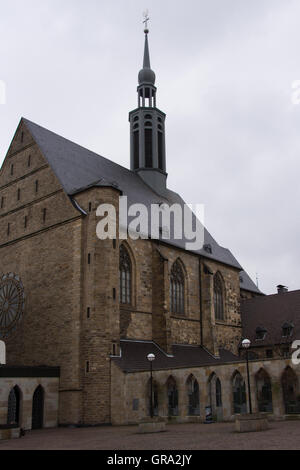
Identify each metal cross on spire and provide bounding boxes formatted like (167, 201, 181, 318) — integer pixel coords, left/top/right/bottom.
(143, 9, 150, 32)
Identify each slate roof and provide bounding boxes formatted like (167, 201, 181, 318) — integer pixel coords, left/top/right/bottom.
(21, 117, 261, 294)
(0, 366, 60, 378)
(112, 340, 241, 372)
(241, 289, 300, 346)
(239, 270, 262, 294)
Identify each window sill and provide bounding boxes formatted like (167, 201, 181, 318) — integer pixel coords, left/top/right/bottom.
(120, 304, 136, 311)
(171, 314, 187, 320)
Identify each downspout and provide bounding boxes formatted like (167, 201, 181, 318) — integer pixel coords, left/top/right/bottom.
(199, 256, 204, 346)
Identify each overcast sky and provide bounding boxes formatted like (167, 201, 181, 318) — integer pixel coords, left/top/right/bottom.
(1, 0, 300, 295)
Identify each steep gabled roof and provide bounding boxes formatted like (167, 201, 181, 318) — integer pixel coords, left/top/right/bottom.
(241, 289, 300, 346)
(21, 117, 261, 293)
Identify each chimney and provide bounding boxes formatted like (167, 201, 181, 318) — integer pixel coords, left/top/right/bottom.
(277, 285, 288, 294)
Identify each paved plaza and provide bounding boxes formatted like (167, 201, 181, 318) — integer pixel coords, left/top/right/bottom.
(1, 420, 300, 450)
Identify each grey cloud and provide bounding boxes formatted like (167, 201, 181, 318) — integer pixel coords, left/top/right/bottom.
(1, 0, 300, 294)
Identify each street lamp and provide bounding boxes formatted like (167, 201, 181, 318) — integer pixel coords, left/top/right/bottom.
(242, 339, 252, 414)
(147, 353, 156, 418)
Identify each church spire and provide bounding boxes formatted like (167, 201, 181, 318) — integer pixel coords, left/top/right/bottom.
(129, 17, 167, 196)
(143, 31, 151, 69)
(138, 27, 156, 103)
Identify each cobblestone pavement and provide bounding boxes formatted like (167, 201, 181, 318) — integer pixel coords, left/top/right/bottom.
(1, 420, 300, 450)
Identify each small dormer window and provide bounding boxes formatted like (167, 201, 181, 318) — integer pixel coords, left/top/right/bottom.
(204, 244, 212, 254)
(256, 327, 267, 340)
(282, 322, 293, 337)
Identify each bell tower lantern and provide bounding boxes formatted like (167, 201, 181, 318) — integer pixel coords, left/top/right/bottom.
(129, 19, 167, 195)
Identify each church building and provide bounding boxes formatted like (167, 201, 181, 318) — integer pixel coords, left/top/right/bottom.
(0, 26, 299, 430)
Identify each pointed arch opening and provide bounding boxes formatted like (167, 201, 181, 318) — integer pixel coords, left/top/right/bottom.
(119, 244, 133, 305)
(147, 379, 159, 417)
(232, 371, 247, 414)
(186, 374, 200, 416)
(256, 369, 273, 413)
(207, 373, 223, 420)
(281, 367, 300, 414)
(7, 385, 21, 426)
(170, 259, 185, 315)
(32, 385, 44, 429)
(167, 376, 178, 416)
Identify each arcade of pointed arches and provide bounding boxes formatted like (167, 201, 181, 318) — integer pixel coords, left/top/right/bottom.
(142, 365, 300, 418)
(5, 384, 45, 430)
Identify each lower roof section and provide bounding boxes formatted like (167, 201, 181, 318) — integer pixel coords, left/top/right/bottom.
(112, 340, 241, 373)
(0, 366, 60, 378)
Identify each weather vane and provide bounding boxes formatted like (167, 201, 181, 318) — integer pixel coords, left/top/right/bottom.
(143, 9, 150, 32)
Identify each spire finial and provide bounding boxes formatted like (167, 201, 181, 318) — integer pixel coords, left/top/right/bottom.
(138, 9, 155, 84)
(143, 9, 150, 34)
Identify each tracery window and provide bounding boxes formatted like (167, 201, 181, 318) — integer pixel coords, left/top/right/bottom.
(256, 369, 273, 413)
(119, 245, 132, 305)
(187, 375, 200, 416)
(167, 376, 178, 416)
(233, 373, 247, 414)
(281, 367, 300, 414)
(170, 260, 185, 315)
(214, 273, 224, 321)
(147, 379, 159, 417)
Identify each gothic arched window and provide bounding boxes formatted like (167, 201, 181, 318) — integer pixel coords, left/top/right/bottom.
(147, 379, 159, 417)
(167, 376, 178, 416)
(282, 367, 300, 414)
(214, 273, 224, 321)
(119, 245, 132, 305)
(232, 372, 247, 414)
(256, 369, 273, 413)
(170, 260, 185, 315)
(186, 375, 200, 416)
(216, 378, 222, 407)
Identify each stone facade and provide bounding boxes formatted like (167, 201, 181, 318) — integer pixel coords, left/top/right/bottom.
(111, 358, 299, 425)
(1, 118, 296, 428)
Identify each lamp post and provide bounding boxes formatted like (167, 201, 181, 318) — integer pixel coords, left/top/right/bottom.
(242, 339, 252, 414)
(147, 353, 156, 418)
